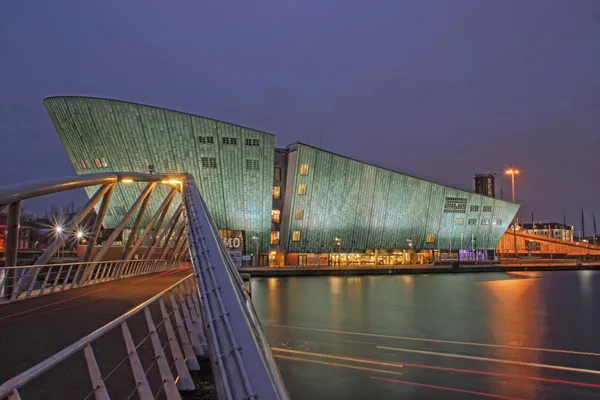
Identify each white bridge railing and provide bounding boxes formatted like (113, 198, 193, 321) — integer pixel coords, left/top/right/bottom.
(0, 259, 179, 303)
(0, 274, 207, 400)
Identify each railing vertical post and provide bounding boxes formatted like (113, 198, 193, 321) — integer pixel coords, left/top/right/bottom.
(169, 293, 200, 370)
(83, 344, 110, 400)
(144, 308, 182, 400)
(38, 267, 53, 296)
(177, 286, 206, 357)
(61, 265, 74, 291)
(158, 298, 195, 391)
(121, 321, 153, 400)
(49, 265, 63, 294)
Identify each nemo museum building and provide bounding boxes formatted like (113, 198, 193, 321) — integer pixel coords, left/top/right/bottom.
(45, 96, 520, 267)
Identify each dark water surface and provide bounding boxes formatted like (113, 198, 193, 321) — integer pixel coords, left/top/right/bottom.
(251, 271, 600, 399)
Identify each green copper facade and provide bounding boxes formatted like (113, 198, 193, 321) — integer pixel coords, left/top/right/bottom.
(44, 96, 275, 252)
(45, 97, 519, 257)
(281, 144, 519, 253)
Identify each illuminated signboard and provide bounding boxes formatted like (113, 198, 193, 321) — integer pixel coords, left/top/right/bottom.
(219, 229, 245, 250)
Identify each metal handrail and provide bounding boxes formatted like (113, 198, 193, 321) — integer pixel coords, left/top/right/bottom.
(0, 273, 206, 400)
(183, 174, 289, 400)
(0, 259, 178, 304)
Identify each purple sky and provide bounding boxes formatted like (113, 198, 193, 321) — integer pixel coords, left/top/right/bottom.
(1, 0, 599, 232)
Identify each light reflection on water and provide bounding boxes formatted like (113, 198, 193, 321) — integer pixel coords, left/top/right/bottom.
(252, 271, 600, 399)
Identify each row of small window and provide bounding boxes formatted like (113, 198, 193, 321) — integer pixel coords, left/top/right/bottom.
(270, 230, 301, 244)
(273, 183, 306, 199)
(470, 205, 493, 212)
(80, 158, 108, 169)
(200, 157, 260, 171)
(465, 218, 502, 225)
(197, 136, 260, 147)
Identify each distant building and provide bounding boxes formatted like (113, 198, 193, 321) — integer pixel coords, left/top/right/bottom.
(520, 222, 573, 242)
(474, 174, 496, 198)
(0, 214, 34, 251)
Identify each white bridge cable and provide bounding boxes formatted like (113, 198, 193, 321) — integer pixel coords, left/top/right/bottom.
(182, 175, 288, 400)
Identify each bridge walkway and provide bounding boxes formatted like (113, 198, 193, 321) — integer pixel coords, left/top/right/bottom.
(0, 268, 192, 399)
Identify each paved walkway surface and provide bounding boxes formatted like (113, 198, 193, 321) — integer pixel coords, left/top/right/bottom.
(0, 268, 192, 399)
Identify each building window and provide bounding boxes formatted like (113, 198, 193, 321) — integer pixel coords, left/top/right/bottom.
(494, 219, 502, 225)
(272, 186, 281, 199)
(482, 205, 492, 212)
(80, 160, 90, 169)
(481, 218, 491, 225)
(222, 137, 237, 145)
(246, 159, 259, 171)
(100, 158, 108, 168)
(274, 167, 282, 181)
(455, 218, 465, 225)
(470, 205, 479, 212)
(297, 184, 307, 195)
(468, 218, 477, 225)
(94, 158, 102, 168)
(272, 210, 281, 223)
(295, 209, 304, 220)
(201, 157, 217, 168)
(443, 197, 467, 213)
(292, 231, 301, 242)
(198, 136, 214, 144)
(299, 164, 310, 175)
(425, 234, 436, 244)
(245, 138, 260, 146)
(270, 231, 280, 245)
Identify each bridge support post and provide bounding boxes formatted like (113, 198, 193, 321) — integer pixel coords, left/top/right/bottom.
(122, 184, 156, 258)
(2, 201, 21, 300)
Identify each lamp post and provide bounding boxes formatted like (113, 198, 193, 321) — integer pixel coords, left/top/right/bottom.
(505, 168, 520, 259)
(252, 236, 259, 266)
(505, 168, 519, 203)
(335, 237, 342, 266)
(55, 226, 63, 260)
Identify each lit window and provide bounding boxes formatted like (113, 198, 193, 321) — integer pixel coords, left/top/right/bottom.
(425, 234, 436, 243)
(455, 218, 464, 225)
(100, 158, 108, 168)
(274, 167, 282, 181)
(272, 186, 281, 199)
(80, 160, 87, 169)
(198, 136, 214, 144)
(295, 209, 304, 220)
(292, 231, 301, 242)
(482, 206, 492, 212)
(270, 231, 280, 245)
(299, 164, 310, 175)
(272, 210, 281, 223)
(468, 218, 477, 225)
(84, 160, 91, 169)
(94, 158, 101, 168)
(297, 184, 306, 195)
(246, 159, 259, 171)
(470, 205, 479, 212)
(201, 157, 217, 168)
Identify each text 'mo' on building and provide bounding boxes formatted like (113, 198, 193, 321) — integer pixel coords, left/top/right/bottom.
(45, 96, 520, 267)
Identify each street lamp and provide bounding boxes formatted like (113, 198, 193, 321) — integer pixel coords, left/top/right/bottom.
(77, 231, 84, 248)
(335, 237, 342, 266)
(252, 236, 259, 266)
(505, 168, 520, 203)
(55, 226, 64, 259)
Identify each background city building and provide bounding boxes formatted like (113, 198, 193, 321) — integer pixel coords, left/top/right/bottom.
(46, 96, 520, 266)
(520, 222, 574, 241)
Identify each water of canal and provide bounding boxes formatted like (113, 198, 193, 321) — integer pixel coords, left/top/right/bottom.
(251, 270, 600, 399)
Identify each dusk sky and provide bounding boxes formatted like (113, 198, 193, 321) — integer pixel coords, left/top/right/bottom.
(1, 1, 599, 231)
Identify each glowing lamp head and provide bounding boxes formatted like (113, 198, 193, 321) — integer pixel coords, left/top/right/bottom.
(55, 226, 63, 234)
(77, 231, 84, 238)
